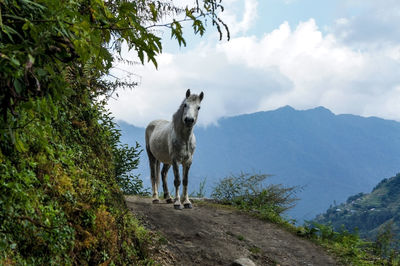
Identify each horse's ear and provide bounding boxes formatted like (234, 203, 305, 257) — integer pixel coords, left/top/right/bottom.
(199, 91, 204, 102)
(186, 89, 191, 98)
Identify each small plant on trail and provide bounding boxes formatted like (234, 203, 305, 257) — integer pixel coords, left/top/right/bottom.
(211, 173, 299, 223)
(190, 178, 207, 198)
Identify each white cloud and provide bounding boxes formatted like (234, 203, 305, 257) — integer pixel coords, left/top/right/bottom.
(219, 0, 258, 36)
(333, 0, 400, 46)
(107, 41, 291, 127)
(108, 17, 400, 128)
(219, 20, 367, 109)
(282, 0, 297, 4)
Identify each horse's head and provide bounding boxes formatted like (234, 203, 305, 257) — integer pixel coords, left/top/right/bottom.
(182, 89, 204, 128)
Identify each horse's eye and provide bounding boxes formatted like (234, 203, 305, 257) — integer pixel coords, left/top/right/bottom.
(197, 106, 201, 110)
(184, 104, 187, 108)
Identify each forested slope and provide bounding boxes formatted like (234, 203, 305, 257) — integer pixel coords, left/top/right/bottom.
(315, 173, 400, 241)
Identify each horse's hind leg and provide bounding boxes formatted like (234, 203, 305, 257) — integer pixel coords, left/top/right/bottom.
(147, 149, 160, 204)
(182, 163, 192, 209)
(161, 164, 172, 203)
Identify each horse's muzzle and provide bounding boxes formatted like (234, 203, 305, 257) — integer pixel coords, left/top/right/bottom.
(184, 117, 195, 127)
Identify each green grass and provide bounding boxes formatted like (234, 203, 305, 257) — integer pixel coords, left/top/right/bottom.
(248, 245, 261, 254)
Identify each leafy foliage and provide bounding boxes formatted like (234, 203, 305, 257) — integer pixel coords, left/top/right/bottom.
(0, 0, 229, 118)
(103, 110, 148, 195)
(0, 0, 228, 264)
(211, 173, 299, 224)
(0, 90, 154, 265)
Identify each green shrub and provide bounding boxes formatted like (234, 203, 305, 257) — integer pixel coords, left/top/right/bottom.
(113, 142, 146, 195)
(211, 173, 298, 223)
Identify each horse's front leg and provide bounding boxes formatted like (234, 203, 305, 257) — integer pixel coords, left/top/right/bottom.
(172, 161, 183, 210)
(182, 163, 192, 209)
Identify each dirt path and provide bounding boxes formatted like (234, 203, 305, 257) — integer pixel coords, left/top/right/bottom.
(125, 196, 339, 266)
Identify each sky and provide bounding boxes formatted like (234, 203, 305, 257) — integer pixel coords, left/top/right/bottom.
(107, 0, 400, 127)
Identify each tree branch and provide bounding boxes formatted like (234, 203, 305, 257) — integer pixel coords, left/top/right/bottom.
(17, 215, 59, 231)
(0, 117, 36, 130)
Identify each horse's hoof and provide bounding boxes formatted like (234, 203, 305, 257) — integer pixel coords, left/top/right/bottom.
(184, 203, 193, 209)
(174, 204, 183, 210)
(166, 198, 173, 204)
(152, 199, 160, 204)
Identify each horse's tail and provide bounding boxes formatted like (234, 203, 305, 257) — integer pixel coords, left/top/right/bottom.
(145, 123, 156, 163)
(146, 123, 161, 199)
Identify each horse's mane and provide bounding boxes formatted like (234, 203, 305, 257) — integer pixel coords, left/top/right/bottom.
(172, 100, 185, 134)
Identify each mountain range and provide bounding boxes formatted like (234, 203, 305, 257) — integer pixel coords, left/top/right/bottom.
(118, 106, 400, 222)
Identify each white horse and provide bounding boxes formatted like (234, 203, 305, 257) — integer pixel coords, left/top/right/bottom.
(145, 89, 204, 209)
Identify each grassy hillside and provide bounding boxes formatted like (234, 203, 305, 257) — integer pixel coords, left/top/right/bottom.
(314, 173, 400, 241)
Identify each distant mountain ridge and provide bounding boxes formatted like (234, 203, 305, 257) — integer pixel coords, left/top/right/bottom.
(118, 106, 400, 222)
(314, 173, 400, 240)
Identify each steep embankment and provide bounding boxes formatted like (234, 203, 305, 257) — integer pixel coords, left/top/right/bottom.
(126, 196, 338, 266)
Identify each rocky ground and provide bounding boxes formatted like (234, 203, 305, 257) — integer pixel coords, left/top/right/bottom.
(125, 196, 339, 266)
